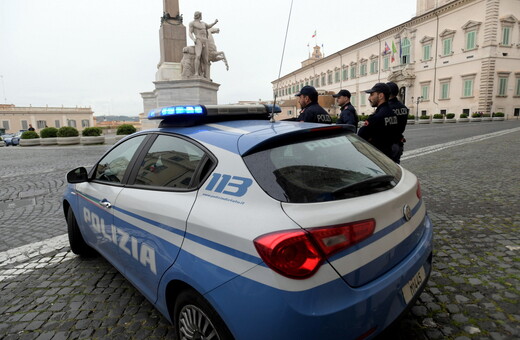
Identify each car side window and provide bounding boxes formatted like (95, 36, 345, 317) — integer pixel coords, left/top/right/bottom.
(134, 135, 205, 189)
(93, 135, 146, 183)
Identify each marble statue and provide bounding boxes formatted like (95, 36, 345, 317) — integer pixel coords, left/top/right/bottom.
(182, 11, 228, 80)
(188, 11, 217, 78)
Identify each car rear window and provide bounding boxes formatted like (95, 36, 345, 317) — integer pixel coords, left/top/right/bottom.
(243, 132, 402, 203)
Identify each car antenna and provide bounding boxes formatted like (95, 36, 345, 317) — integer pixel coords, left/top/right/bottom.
(270, 0, 294, 123)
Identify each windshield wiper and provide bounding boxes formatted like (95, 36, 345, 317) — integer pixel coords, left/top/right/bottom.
(332, 175, 395, 197)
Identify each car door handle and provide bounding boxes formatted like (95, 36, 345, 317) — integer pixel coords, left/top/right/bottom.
(100, 199, 112, 209)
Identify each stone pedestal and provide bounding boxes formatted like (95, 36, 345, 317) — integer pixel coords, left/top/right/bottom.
(156, 62, 182, 82)
(140, 78, 220, 129)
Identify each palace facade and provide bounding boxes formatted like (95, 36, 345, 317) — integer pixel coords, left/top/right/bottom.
(272, 0, 520, 120)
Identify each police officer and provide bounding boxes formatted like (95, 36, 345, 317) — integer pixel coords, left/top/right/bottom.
(387, 82, 409, 163)
(295, 86, 332, 124)
(333, 89, 358, 131)
(358, 83, 399, 159)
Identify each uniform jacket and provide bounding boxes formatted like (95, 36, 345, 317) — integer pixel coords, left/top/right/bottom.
(358, 102, 399, 158)
(337, 102, 358, 131)
(388, 97, 409, 142)
(298, 102, 332, 124)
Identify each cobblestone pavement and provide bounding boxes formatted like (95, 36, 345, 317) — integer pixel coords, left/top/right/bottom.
(1, 126, 519, 339)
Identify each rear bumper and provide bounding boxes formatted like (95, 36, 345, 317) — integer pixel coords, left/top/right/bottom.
(205, 214, 433, 340)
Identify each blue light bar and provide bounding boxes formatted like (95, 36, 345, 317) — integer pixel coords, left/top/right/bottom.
(148, 105, 205, 119)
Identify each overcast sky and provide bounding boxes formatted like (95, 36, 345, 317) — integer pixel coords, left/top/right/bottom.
(0, 0, 417, 116)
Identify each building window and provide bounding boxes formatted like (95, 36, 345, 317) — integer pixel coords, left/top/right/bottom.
(442, 38, 452, 56)
(82, 120, 90, 128)
(2, 120, 9, 130)
(401, 38, 410, 64)
(420, 36, 434, 62)
(351, 93, 357, 107)
(342, 68, 348, 81)
(463, 109, 470, 115)
(21, 120, 28, 130)
(334, 70, 340, 83)
(500, 16, 516, 46)
(360, 63, 367, 76)
(55, 120, 60, 128)
(440, 81, 450, 100)
(498, 76, 509, 96)
(383, 55, 389, 70)
(501, 26, 511, 45)
(463, 79, 474, 97)
(461, 21, 481, 51)
(515, 76, 520, 96)
(465, 31, 476, 50)
(370, 59, 378, 74)
(321, 75, 326, 86)
(310, 79, 314, 87)
(327, 73, 333, 85)
(68, 120, 77, 128)
(360, 93, 366, 106)
(37, 120, 47, 129)
(421, 84, 430, 100)
(422, 44, 431, 61)
(350, 64, 357, 79)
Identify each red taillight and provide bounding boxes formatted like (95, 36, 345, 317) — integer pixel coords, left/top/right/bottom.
(254, 219, 375, 279)
(416, 180, 422, 199)
(254, 230, 322, 279)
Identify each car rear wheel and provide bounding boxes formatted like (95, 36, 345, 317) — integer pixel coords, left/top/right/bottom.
(67, 207, 95, 256)
(174, 289, 233, 340)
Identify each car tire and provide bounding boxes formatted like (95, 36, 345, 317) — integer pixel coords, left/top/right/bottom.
(174, 289, 234, 340)
(67, 207, 95, 256)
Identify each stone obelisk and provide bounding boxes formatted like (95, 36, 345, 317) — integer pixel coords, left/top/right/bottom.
(155, 0, 186, 81)
(141, 0, 220, 128)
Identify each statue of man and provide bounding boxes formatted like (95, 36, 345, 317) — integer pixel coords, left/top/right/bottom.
(189, 11, 218, 78)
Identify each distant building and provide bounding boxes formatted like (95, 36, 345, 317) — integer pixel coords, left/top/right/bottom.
(0, 104, 94, 133)
(272, 0, 520, 119)
(94, 116, 142, 131)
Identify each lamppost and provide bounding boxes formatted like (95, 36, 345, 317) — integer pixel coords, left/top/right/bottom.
(413, 96, 423, 120)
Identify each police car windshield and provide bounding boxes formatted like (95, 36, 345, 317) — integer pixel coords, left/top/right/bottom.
(243, 132, 401, 203)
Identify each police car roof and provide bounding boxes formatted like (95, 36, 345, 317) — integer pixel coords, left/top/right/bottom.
(145, 104, 351, 155)
(153, 120, 351, 156)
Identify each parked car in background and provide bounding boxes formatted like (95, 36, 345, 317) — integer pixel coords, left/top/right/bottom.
(2, 131, 25, 146)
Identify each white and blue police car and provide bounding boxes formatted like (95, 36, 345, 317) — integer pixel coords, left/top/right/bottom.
(63, 104, 433, 340)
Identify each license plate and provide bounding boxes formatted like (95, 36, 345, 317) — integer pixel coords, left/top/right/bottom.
(402, 266, 426, 304)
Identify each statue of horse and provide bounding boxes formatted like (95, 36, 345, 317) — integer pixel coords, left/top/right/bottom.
(208, 28, 229, 70)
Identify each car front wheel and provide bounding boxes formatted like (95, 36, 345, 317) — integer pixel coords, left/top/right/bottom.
(174, 289, 233, 340)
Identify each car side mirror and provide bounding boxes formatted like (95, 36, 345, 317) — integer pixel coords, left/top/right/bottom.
(67, 167, 89, 183)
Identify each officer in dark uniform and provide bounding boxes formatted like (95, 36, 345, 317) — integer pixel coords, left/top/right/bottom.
(295, 86, 332, 124)
(387, 82, 409, 163)
(333, 89, 358, 131)
(358, 83, 399, 159)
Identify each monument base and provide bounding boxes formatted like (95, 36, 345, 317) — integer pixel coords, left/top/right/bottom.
(155, 62, 182, 81)
(141, 78, 220, 129)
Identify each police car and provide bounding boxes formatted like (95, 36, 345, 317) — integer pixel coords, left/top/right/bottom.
(63, 104, 433, 340)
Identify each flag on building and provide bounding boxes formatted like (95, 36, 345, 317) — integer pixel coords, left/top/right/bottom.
(312, 30, 316, 38)
(384, 42, 391, 54)
(391, 41, 397, 62)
